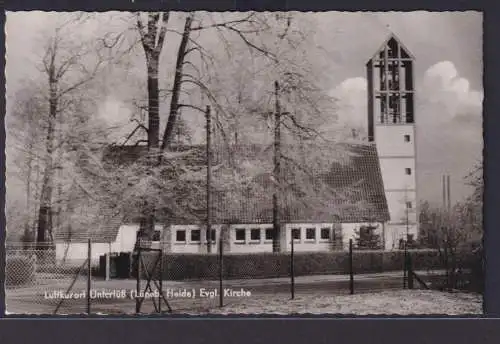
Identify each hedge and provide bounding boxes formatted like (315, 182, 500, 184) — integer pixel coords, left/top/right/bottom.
(132, 249, 461, 281)
(6, 255, 37, 286)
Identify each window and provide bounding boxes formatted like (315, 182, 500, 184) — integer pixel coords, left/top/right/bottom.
(265, 228, 274, 240)
(152, 230, 161, 242)
(235, 228, 246, 241)
(191, 229, 200, 242)
(404, 134, 411, 142)
(405, 168, 412, 175)
(250, 228, 261, 241)
(210, 229, 216, 242)
(291, 228, 301, 240)
(406, 201, 413, 209)
(306, 228, 316, 240)
(320, 228, 330, 240)
(176, 230, 186, 242)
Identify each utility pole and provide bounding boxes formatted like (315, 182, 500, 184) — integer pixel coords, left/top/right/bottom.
(273, 80, 282, 253)
(206, 105, 212, 254)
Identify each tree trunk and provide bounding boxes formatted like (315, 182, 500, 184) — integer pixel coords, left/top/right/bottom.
(137, 38, 162, 243)
(273, 81, 282, 253)
(36, 92, 57, 248)
(161, 14, 193, 151)
(147, 57, 160, 150)
(24, 146, 33, 245)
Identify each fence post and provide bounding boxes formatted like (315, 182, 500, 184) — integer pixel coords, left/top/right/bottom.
(87, 238, 91, 315)
(159, 249, 163, 313)
(105, 254, 110, 281)
(219, 236, 224, 308)
(290, 237, 295, 300)
(136, 247, 141, 314)
(403, 240, 407, 289)
(349, 239, 354, 295)
(105, 250, 110, 281)
(407, 252, 414, 290)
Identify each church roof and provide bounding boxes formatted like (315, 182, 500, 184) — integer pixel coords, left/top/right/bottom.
(53, 207, 123, 243)
(54, 142, 390, 243)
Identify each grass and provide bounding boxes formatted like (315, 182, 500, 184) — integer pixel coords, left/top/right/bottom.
(201, 290, 482, 315)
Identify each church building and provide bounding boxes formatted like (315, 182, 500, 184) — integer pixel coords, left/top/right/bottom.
(53, 33, 419, 261)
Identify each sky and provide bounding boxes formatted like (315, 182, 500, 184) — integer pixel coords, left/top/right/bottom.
(5, 11, 483, 207)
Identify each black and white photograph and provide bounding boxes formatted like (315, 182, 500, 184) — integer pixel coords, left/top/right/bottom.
(4, 10, 483, 315)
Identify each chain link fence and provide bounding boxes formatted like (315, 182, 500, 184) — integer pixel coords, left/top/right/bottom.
(5, 243, 93, 314)
(5, 238, 481, 315)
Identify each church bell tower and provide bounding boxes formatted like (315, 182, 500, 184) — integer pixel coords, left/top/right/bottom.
(366, 34, 418, 249)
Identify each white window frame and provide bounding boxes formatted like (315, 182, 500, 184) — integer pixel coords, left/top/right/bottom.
(234, 228, 246, 244)
(190, 229, 201, 244)
(264, 227, 274, 243)
(249, 228, 261, 244)
(305, 227, 316, 243)
(319, 227, 331, 242)
(291, 228, 301, 243)
(175, 229, 186, 243)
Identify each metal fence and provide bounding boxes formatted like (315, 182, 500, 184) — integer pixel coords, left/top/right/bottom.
(6, 242, 93, 315)
(5, 239, 480, 315)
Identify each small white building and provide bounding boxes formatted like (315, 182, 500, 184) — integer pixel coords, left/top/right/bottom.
(53, 211, 163, 265)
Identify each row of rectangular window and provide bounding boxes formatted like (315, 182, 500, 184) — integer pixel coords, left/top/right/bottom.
(232, 227, 334, 242)
(175, 229, 216, 243)
(172, 227, 336, 243)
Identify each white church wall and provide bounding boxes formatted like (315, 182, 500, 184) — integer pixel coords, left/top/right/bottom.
(374, 125, 415, 157)
(378, 158, 416, 191)
(385, 190, 417, 224)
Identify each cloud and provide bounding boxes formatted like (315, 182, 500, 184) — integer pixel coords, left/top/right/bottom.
(329, 77, 367, 129)
(420, 60, 483, 124)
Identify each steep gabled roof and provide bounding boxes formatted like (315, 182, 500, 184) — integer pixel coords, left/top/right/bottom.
(53, 207, 124, 244)
(100, 142, 390, 226)
(208, 143, 389, 224)
(366, 33, 415, 65)
(55, 141, 389, 244)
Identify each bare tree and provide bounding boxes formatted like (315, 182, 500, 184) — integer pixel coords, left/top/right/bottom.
(92, 12, 359, 250)
(28, 15, 113, 247)
(6, 85, 47, 242)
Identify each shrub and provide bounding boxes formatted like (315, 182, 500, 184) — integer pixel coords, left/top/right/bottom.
(354, 225, 382, 249)
(6, 254, 36, 286)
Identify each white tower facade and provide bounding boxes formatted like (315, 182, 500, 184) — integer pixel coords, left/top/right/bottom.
(366, 34, 418, 250)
